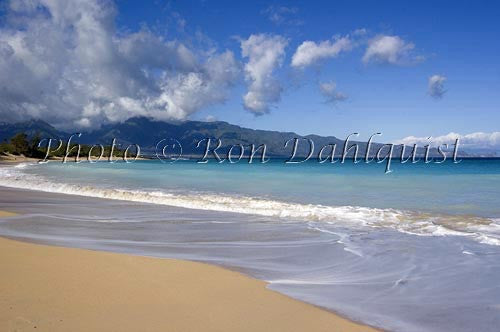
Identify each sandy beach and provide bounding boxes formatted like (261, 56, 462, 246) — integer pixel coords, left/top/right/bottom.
(0, 206, 378, 332)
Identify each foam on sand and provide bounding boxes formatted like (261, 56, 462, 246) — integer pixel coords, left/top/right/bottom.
(1, 164, 499, 246)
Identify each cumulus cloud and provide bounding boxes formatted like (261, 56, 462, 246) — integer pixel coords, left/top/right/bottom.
(396, 132, 500, 151)
(319, 81, 348, 104)
(0, 0, 240, 129)
(428, 74, 447, 99)
(240, 34, 288, 115)
(291, 36, 352, 68)
(362, 35, 421, 65)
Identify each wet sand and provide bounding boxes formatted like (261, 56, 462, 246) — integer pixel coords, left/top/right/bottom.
(0, 206, 378, 332)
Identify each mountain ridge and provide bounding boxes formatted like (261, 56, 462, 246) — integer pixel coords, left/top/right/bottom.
(0, 117, 463, 158)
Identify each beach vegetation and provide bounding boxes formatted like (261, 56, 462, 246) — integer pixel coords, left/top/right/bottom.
(0, 132, 125, 161)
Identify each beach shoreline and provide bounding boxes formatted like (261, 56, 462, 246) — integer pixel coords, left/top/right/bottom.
(0, 183, 381, 332)
(3, 158, 500, 331)
(0, 232, 379, 332)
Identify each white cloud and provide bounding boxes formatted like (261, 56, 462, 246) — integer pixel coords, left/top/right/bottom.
(0, 0, 240, 129)
(428, 74, 447, 99)
(362, 35, 421, 65)
(396, 132, 500, 150)
(291, 36, 352, 68)
(319, 81, 348, 104)
(240, 34, 288, 115)
(352, 28, 368, 36)
(262, 5, 302, 26)
(204, 115, 217, 122)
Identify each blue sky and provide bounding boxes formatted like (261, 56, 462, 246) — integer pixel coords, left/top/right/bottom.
(119, 0, 500, 141)
(0, 0, 498, 147)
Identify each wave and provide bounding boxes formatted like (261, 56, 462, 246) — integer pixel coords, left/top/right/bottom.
(1, 163, 499, 246)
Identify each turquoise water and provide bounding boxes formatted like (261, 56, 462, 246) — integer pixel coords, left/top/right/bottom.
(1, 158, 500, 331)
(21, 158, 500, 216)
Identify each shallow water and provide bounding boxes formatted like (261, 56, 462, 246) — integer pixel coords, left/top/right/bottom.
(1, 159, 500, 331)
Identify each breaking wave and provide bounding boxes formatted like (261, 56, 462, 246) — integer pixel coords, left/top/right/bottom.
(1, 163, 499, 246)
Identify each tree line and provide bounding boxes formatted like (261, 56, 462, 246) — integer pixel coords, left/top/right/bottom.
(0, 133, 125, 159)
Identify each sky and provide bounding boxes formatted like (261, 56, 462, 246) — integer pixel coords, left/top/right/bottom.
(0, 0, 498, 149)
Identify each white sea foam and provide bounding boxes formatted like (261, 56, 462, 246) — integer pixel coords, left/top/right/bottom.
(14, 162, 32, 168)
(1, 164, 499, 246)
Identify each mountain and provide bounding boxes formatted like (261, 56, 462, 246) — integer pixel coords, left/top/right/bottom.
(0, 119, 65, 143)
(1, 117, 446, 158)
(83, 117, 340, 157)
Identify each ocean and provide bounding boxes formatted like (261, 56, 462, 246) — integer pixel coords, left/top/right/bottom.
(1, 158, 499, 331)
